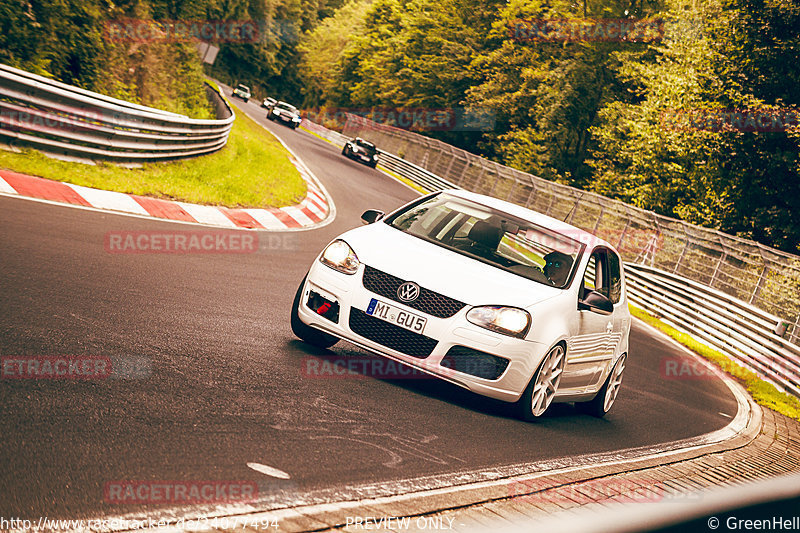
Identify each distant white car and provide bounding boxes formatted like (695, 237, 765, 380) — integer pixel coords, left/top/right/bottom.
(232, 84, 251, 103)
(291, 190, 631, 419)
(268, 101, 302, 129)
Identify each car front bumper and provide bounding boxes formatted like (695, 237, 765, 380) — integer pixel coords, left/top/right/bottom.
(297, 260, 548, 403)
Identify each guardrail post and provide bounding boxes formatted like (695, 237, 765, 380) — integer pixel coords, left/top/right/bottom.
(592, 206, 605, 234)
(525, 182, 537, 209)
(545, 190, 557, 217)
(429, 149, 444, 175)
(506, 180, 516, 201)
(457, 157, 469, 185)
(566, 195, 582, 224)
(790, 317, 800, 344)
(749, 265, 769, 305)
(709, 253, 725, 288)
(674, 240, 690, 274)
(617, 219, 631, 249)
(443, 153, 457, 181)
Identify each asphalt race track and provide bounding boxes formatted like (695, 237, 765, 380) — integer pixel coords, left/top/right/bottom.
(0, 95, 739, 521)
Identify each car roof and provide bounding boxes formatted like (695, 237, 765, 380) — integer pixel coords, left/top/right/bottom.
(276, 101, 296, 108)
(441, 189, 613, 251)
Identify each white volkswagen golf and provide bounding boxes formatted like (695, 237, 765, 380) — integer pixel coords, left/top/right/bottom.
(291, 190, 631, 420)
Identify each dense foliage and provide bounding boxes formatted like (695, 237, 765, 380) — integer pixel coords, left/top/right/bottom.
(299, 0, 800, 253)
(1, 0, 798, 251)
(0, 0, 345, 116)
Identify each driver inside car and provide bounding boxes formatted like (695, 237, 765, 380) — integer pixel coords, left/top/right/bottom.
(543, 251, 572, 287)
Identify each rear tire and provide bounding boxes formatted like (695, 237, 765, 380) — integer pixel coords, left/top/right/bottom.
(290, 275, 339, 349)
(516, 344, 566, 421)
(577, 353, 627, 418)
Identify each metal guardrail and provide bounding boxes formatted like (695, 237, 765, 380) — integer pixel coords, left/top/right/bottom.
(305, 117, 800, 397)
(625, 264, 800, 397)
(0, 63, 234, 162)
(302, 120, 350, 146)
(374, 150, 461, 192)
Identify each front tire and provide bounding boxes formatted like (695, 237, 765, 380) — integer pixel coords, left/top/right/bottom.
(290, 276, 339, 349)
(578, 353, 627, 418)
(516, 343, 566, 421)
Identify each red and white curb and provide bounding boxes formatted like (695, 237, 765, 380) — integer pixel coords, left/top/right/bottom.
(0, 159, 331, 230)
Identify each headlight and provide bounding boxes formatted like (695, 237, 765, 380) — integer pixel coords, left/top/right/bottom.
(467, 306, 531, 338)
(319, 240, 360, 275)
(293, 116, 301, 122)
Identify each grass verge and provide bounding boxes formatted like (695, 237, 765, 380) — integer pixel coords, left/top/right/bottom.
(0, 110, 306, 208)
(630, 305, 800, 421)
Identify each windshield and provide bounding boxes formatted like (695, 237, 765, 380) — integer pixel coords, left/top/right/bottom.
(236, 85, 250, 92)
(355, 139, 376, 151)
(276, 103, 297, 112)
(386, 194, 584, 288)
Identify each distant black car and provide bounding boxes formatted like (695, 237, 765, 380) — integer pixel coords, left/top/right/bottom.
(232, 84, 251, 103)
(342, 138, 378, 168)
(267, 101, 302, 129)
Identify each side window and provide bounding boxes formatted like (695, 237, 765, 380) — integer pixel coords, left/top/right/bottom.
(582, 254, 597, 298)
(607, 251, 622, 304)
(582, 248, 618, 303)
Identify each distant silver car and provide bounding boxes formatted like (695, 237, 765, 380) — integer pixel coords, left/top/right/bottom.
(291, 190, 631, 420)
(261, 97, 277, 109)
(232, 84, 251, 103)
(268, 101, 302, 129)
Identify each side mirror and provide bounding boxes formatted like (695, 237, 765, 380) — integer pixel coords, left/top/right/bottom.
(361, 209, 385, 225)
(578, 290, 613, 315)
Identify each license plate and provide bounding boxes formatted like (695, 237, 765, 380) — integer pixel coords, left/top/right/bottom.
(366, 298, 427, 334)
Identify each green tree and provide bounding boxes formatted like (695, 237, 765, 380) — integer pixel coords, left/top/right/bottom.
(298, 0, 373, 106)
(589, 0, 800, 252)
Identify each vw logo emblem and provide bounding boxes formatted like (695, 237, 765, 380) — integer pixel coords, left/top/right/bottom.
(397, 282, 420, 303)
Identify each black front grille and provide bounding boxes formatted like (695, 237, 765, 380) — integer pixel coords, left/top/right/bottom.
(362, 266, 466, 319)
(440, 346, 510, 380)
(349, 308, 437, 359)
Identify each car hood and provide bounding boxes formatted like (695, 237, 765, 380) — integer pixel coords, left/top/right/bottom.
(339, 222, 563, 309)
